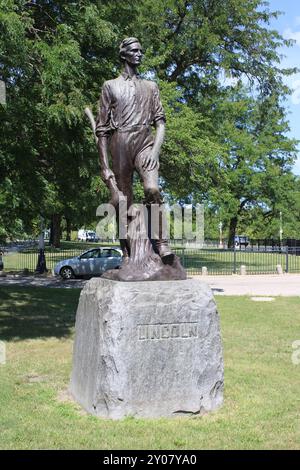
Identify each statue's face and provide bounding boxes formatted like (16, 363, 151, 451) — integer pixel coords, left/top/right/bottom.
(122, 42, 143, 66)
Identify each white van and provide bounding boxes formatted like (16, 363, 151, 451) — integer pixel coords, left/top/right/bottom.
(77, 229, 99, 242)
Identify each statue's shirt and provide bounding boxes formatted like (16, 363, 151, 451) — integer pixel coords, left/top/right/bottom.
(95, 72, 165, 138)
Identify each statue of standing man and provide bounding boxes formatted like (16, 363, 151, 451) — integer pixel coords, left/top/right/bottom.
(94, 38, 186, 281)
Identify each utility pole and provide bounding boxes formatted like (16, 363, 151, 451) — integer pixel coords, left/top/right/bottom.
(279, 211, 283, 245)
(219, 221, 223, 249)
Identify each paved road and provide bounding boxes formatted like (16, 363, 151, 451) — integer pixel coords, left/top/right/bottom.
(193, 274, 300, 296)
(0, 273, 300, 296)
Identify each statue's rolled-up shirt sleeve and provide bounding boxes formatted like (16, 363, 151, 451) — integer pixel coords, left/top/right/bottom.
(95, 82, 112, 138)
(152, 83, 166, 124)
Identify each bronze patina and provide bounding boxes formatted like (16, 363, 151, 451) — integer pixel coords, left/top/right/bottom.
(90, 38, 186, 281)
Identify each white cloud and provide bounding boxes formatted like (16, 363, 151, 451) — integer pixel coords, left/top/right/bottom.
(291, 79, 300, 104)
(283, 28, 300, 46)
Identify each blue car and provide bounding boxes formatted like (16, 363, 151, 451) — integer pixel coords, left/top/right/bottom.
(54, 247, 123, 279)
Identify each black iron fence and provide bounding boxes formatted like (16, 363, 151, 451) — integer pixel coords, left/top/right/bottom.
(1, 243, 300, 275)
(174, 246, 300, 275)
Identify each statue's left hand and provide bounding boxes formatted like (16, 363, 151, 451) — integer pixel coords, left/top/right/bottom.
(141, 152, 159, 172)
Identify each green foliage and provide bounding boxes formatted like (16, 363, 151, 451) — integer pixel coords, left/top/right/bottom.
(0, 0, 299, 243)
(203, 84, 298, 242)
(134, 0, 296, 93)
(158, 80, 222, 201)
(0, 0, 118, 243)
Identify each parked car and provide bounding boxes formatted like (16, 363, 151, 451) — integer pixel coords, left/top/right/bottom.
(234, 235, 249, 248)
(77, 229, 99, 242)
(54, 247, 123, 279)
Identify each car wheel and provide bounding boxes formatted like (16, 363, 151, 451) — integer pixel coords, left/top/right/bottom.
(60, 266, 75, 280)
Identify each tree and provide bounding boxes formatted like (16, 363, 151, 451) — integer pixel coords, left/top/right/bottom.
(0, 0, 118, 245)
(205, 83, 297, 245)
(1, 0, 298, 246)
(132, 0, 295, 92)
(130, 1, 298, 243)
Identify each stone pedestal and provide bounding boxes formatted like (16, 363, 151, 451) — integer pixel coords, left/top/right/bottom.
(70, 278, 224, 419)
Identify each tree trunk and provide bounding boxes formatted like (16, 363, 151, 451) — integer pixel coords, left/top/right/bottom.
(102, 203, 186, 281)
(50, 214, 61, 248)
(65, 217, 71, 241)
(228, 216, 238, 248)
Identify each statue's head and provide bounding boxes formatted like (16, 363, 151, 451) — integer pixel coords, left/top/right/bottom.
(119, 37, 143, 66)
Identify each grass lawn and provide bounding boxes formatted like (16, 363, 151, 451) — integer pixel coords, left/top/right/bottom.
(3, 247, 300, 275)
(0, 286, 299, 450)
(3, 243, 115, 273)
(181, 250, 296, 274)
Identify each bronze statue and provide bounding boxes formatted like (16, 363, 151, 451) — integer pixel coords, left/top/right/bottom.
(88, 38, 186, 281)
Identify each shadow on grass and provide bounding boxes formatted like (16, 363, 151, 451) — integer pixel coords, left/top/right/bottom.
(0, 286, 81, 341)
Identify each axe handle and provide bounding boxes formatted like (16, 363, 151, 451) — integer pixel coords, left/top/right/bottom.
(85, 107, 98, 144)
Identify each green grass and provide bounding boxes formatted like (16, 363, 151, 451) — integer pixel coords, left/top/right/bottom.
(181, 250, 300, 274)
(2, 241, 120, 272)
(0, 286, 299, 449)
(3, 246, 300, 274)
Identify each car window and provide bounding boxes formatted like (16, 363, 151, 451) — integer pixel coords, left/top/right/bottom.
(100, 249, 111, 258)
(80, 249, 100, 259)
(110, 249, 122, 258)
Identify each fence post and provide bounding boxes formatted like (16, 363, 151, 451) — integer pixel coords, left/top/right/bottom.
(181, 248, 185, 269)
(285, 246, 289, 273)
(240, 265, 246, 275)
(233, 243, 237, 274)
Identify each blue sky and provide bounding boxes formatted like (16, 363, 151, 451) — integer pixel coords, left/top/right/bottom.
(268, 0, 300, 174)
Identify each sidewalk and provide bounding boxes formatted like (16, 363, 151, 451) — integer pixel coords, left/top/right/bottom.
(193, 274, 300, 296)
(0, 273, 299, 296)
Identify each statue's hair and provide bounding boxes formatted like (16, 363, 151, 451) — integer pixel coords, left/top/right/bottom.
(119, 37, 141, 61)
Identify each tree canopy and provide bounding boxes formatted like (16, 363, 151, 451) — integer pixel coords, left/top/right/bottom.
(0, 0, 298, 244)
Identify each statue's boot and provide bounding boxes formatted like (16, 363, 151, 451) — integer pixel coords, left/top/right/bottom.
(155, 239, 175, 265)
